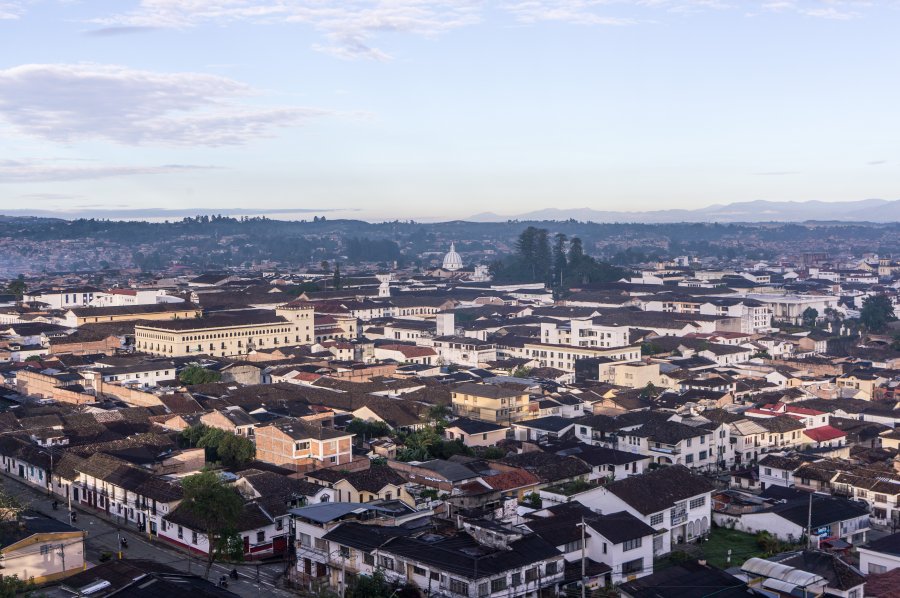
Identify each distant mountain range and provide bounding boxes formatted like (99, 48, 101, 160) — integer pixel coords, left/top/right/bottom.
(469, 199, 900, 223)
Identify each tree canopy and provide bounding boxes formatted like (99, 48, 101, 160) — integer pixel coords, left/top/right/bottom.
(181, 425, 255, 468)
(178, 365, 222, 385)
(801, 307, 819, 328)
(180, 470, 245, 578)
(860, 294, 897, 333)
(491, 226, 627, 287)
(4, 275, 26, 300)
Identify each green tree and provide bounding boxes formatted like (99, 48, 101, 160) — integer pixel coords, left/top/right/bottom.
(801, 307, 819, 328)
(333, 262, 342, 290)
(180, 471, 245, 579)
(522, 492, 542, 509)
(511, 365, 533, 378)
(217, 433, 256, 468)
(346, 418, 392, 441)
(640, 382, 660, 399)
(860, 294, 897, 333)
(567, 237, 584, 263)
(0, 575, 35, 598)
(5, 275, 26, 301)
(320, 260, 330, 272)
(552, 233, 568, 287)
(179, 365, 222, 385)
(426, 404, 452, 426)
(197, 427, 227, 462)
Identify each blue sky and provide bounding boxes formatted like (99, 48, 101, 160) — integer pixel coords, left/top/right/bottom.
(0, 0, 897, 221)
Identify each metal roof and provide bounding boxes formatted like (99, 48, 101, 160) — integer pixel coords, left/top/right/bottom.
(741, 557, 825, 588)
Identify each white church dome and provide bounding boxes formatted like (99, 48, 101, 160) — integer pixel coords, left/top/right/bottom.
(442, 242, 464, 271)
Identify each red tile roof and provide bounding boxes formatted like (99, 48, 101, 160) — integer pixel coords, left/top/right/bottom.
(803, 425, 846, 442)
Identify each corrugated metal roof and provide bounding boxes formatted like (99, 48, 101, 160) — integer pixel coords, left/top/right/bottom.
(742, 557, 825, 587)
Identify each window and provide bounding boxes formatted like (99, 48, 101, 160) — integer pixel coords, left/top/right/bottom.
(299, 533, 311, 546)
(875, 494, 887, 503)
(379, 556, 394, 570)
(623, 558, 644, 575)
(650, 513, 664, 526)
(525, 567, 538, 582)
(412, 565, 426, 576)
(699, 450, 707, 460)
(363, 552, 375, 566)
(339, 546, 350, 559)
(40, 544, 50, 555)
(449, 579, 469, 595)
(869, 563, 887, 574)
(511, 572, 521, 586)
(491, 578, 507, 592)
(315, 538, 329, 551)
(545, 561, 558, 575)
(563, 539, 583, 553)
(685, 454, 694, 464)
(689, 496, 706, 509)
(177, 526, 183, 540)
(276, 518, 284, 531)
(257, 531, 265, 543)
(192, 531, 198, 545)
(623, 537, 643, 551)
(478, 582, 488, 597)
(764, 468, 772, 476)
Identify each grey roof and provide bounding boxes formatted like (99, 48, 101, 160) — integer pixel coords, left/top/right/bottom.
(604, 465, 715, 515)
(415, 459, 481, 482)
(514, 415, 575, 434)
(289, 502, 386, 523)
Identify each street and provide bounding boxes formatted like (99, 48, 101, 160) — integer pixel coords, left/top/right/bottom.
(1, 476, 299, 597)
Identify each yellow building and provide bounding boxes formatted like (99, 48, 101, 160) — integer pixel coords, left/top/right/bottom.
(0, 513, 85, 584)
(134, 309, 311, 358)
(603, 361, 665, 389)
(63, 303, 201, 327)
(451, 382, 531, 424)
(274, 301, 315, 344)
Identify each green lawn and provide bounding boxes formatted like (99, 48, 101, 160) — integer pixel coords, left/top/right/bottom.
(699, 528, 765, 569)
(655, 527, 766, 572)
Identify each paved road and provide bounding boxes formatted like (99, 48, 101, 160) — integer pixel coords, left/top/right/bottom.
(2, 476, 299, 597)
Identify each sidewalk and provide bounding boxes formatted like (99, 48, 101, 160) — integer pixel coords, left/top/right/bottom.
(0, 475, 297, 597)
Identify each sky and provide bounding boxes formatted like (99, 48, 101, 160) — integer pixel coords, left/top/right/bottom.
(0, 0, 898, 221)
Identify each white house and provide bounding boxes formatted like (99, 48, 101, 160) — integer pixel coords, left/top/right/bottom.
(568, 465, 715, 556)
(859, 532, 900, 574)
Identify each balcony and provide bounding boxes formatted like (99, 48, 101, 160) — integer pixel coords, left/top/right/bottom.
(650, 445, 680, 455)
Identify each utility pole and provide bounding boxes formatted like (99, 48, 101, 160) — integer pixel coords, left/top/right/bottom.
(580, 516, 587, 598)
(58, 542, 66, 573)
(806, 492, 814, 549)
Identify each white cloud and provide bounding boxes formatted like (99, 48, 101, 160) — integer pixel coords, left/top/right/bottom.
(91, 0, 481, 61)
(65, 0, 886, 59)
(0, 1, 23, 19)
(0, 63, 331, 146)
(0, 158, 217, 182)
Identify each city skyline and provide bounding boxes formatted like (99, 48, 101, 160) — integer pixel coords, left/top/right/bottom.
(1, 1, 899, 221)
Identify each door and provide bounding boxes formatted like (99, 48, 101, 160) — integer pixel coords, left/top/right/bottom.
(273, 535, 287, 554)
(243, 536, 250, 555)
(17, 464, 24, 478)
